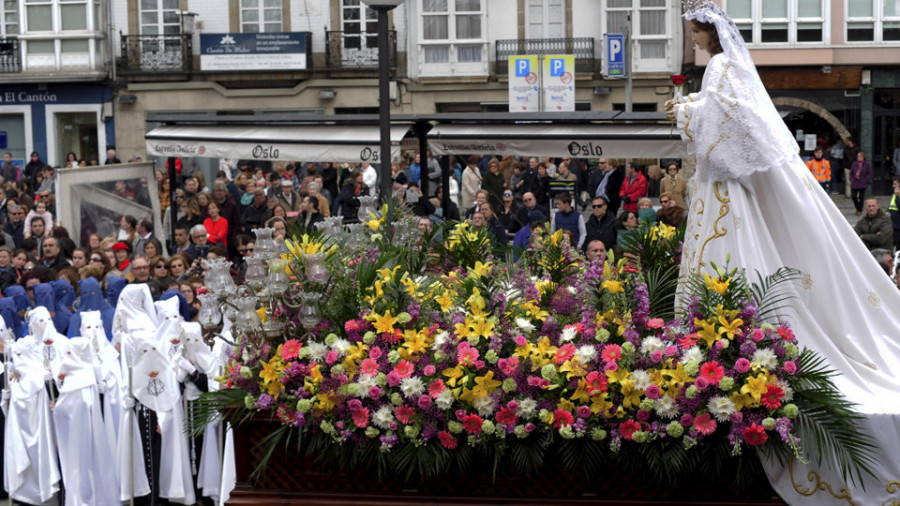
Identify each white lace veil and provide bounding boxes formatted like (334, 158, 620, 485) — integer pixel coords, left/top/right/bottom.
(683, 1, 799, 177)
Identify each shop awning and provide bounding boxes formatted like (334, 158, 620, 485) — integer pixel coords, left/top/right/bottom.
(145, 124, 410, 163)
(427, 123, 686, 159)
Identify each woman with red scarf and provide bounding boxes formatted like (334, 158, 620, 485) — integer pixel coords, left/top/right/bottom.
(112, 241, 132, 275)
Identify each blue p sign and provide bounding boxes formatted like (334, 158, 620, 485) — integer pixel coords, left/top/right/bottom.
(550, 58, 564, 77)
(609, 39, 622, 62)
(515, 58, 530, 77)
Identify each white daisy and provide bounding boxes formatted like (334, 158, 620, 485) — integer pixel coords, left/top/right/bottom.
(776, 380, 794, 402)
(574, 345, 598, 364)
(631, 369, 652, 390)
(432, 331, 450, 350)
(435, 389, 454, 410)
(356, 374, 377, 392)
(373, 406, 394, 429)
(400, 376, 425, 399)
(473, 395, 497, 417)
(707, 395, 737, 422)
(654, 396, 679, 419)
(640, 336, 665, 355)
(306, 341, 328, 362)
(560, 325, 578, 342)
(516, 398, 538, 418)
(682, 346, 705, 365)
(515, 317, 536, 333)
(751, 349, 778, 370)
(330, 338, 352, 357)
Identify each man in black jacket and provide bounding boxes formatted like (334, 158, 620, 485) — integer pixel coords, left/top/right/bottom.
(299, 196, 324, 233)
(241, 188, 272, 232)
(3, 204, 24, 248)
(588, 158, 624, 216)
(584, 196, 618, 251)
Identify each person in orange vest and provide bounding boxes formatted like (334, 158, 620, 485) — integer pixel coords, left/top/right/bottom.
(806, 146, 831, 193)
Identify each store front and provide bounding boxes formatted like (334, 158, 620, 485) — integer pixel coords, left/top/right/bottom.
(0, 84, 114, 168)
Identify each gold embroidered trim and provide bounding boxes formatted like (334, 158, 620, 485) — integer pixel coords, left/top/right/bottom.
(696, 182, 730, 273)
(868, 291, 881, 309)
(801, 273, 813, 290)
(886, 480, 900, 506)
(683, 108, 693, 140)
(789, 461, 857, 506)
(734, 217, 743, 230)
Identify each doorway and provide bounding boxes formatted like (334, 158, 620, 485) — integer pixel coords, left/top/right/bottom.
(56, 111, 98, 165)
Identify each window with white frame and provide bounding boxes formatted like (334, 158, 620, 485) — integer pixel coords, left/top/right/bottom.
(725, 0, 825, 44)
(605, 0, 670, 71)
(21, 0, 101, 70)
(139, 0, 179, 35)
(419, 0, 487, 75)
(526, 0, 564, 39)
(341, 0, 377, 53)
(2, 0, 19, 35)
(241, 0, 282, 33)
(847, 0, 900, 42)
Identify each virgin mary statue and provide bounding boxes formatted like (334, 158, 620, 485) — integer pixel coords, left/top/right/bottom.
(669, 1, 900, 504)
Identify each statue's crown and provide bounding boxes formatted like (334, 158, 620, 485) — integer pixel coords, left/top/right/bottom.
(682, 0, 712, 13)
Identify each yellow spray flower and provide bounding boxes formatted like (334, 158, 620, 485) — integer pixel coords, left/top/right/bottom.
(601, 279, 625, 294)
(703, 273, 732, 295)
(470, 261, 492, 279)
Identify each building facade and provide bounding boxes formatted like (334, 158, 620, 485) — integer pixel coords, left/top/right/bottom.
(0, 0, 113, 167)
(110, 0, 685, 175)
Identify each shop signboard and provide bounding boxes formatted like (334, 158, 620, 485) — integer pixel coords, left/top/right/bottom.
(200, 32, 309, 71)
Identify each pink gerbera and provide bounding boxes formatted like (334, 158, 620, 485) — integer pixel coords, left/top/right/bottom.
(760, 384, 784, 410)
(360, 358, 379, 376)
(699, 361, 725, 386)
(281, 339, 302, 361)
(693, 413, 717, 436)
(351, 407, 369, 428)
(393, 360, 414, 378)
(601, 344, 622, 363)
(344, 319, 364, 334)
(462, 414, 484, 434)
(585, 371, 608, 395)
(394, 405, 416, 424)
(678, 333, 701, 349)
(619, 420, 642, 440)
(552, 409, 575, 428)
(742, 423, 769, 446)
(555, 343, 576, 365)
(496, 406, 518, 426)
(498, 356, 520, 376)
(428, 379, 447, 398)
(438, 430, 458, 449)
(646, 318, 665, 329)
(457, 342, 480, 367)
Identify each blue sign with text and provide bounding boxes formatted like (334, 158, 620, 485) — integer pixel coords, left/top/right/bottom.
(200, 32, 309, 71)
(606, 34, 625, 77)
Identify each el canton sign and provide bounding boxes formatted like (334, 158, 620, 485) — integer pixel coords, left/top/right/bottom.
(200, 32, 309, 71)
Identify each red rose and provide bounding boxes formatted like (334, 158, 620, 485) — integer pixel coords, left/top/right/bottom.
(671, 74, 686, 86)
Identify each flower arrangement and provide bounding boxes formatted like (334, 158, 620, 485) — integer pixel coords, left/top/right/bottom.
(202, 220, 874, 487)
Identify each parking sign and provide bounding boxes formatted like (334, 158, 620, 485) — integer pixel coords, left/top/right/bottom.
(508, 55, 540, 112)
(606, 34, 625, 77)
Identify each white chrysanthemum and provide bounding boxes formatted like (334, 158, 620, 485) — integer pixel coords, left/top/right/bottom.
(575, 345, 598, 364)
(400, 377, 425, 399)
(435, 389, 454, 410)
(640, 336, 664, 355)
(432, 331, 449, 350)
(631, 369, 651, 390)
(515, 317, 536, 333)
(682, 346, 705, 365)
(560, 326, 578, 343)
(373, 406, 394, 429)
(473, 395, 497, 417)
(751, 349, 778, 370)
(330, 338, 352, 356)
(516, 398, 538, 418)
(567, 286, 577, 295)
(306, 341, 328, 362)
(356, 374, 377, 392)
(707, 395, 737, 422)
(654, 396, 679, 419)
(777, 380, 794, 402)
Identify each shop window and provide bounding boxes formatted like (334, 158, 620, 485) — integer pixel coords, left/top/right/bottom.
(725, 0, 825, 44)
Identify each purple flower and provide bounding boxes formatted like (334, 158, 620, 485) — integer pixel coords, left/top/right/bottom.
(256, 394, 274, 411)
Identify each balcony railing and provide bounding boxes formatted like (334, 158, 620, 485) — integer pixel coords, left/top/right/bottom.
(495, 37, 596, 75)
(325, 29, 396, 71)
(118, 33, 192, 74)
(0, 37, 22, 73)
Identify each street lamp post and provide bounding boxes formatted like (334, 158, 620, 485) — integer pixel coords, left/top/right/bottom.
(366, 0, 405, 202)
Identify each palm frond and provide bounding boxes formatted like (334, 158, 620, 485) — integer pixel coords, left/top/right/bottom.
(748, 267, 803, 321)
(643, 264, 681, 320)
(189, 388, 252, 438)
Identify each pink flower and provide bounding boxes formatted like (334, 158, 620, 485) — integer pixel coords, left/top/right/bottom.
(552, 409, 575, 428)
(734, 358, 751, 373)
(644, 384, 660, 399)
(751, 329, 765, 342)
(783, 361, 797, 375)
(428, 379, 446, 398)
(394, 405, 416, 424)
(369, 347, 383, 360)
(527, 375, 550, 388)
(438, 431, 457, 449)
(506, 401, 519, 410)
(693, 413, 717, 435)
(664, 345, 678, 357)
(647, 318, 665, 329)
(351, 407, 369, 428)
(417, 394, 432, 410)
(344, 320, 364, 334)
(555, 343, 576, 364)
(325, 350, 338, 365)
(761, 384, 784, 410)
(386, 371, 401, 387)
(585, 371, 608, 395)
(777, 326, 796, 342)
(601, 344, 622, 363)
(680, 414, 694, 427)
(730, 412, 743, 424)
(457, 342, 480, 366)
(695, 376, 709, 389)
(368, 386, 382, 399)
(604, 361, 618, 372)
(637, 409, 650, 422)
(650, 350, 663, 363)
(347, 399, 363, 412)
(742, 423, 768, 446)
(360, 358, 379, 376)
(281, 339, 302, 361)
(498, 356, 521, 376)
(619, 420, 642, 440)
(462, 414, 484, 434)
(496, 406, 518, 425)
(393, 360, 413, 378)
(699, 361, 725, 386)
(576, 406, 591, 418)
(423, 365, 436, 376)
(514, 335, 528, 346)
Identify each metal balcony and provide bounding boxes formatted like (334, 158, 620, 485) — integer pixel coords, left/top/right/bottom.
(118, 33, 192, 74)
(495, 37, 596, 75)
(325, 29, 396, 72)
(0, 37, 22, 73)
